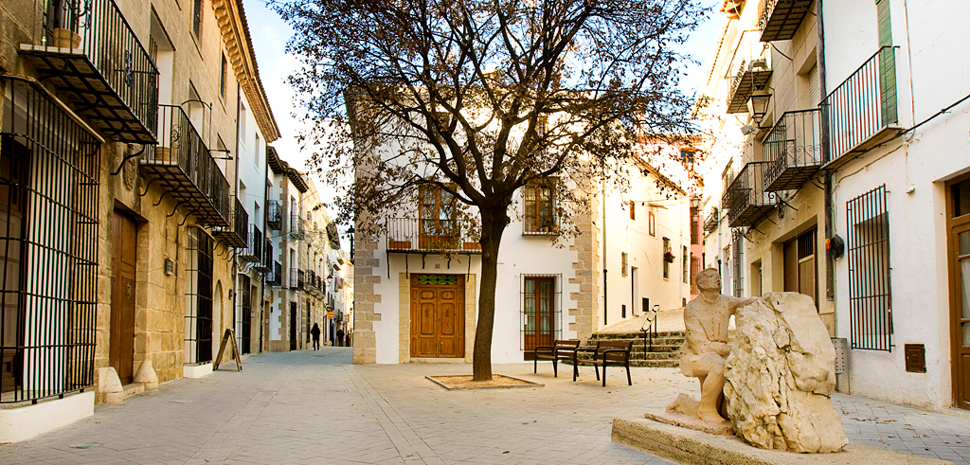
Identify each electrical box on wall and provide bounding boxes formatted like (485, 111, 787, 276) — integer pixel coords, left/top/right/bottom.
(164, 258, 174, 275)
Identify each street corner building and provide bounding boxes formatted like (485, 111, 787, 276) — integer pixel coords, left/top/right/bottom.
(0, 0, 351, 443)
(698, 0, 970, 412)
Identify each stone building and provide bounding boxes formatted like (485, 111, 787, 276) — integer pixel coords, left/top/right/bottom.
(0, 0, 276, 441)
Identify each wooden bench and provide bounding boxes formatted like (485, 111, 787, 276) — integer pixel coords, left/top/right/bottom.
(575, 340, 633, 386)
(533, 339, 581, 379)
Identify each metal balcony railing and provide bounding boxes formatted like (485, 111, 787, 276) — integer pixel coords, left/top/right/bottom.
(723, 161, 776, 228)
(703, 208, 719, 233)
(759, 0, 814, 42)
(267, 261, 282, 286)
(267, 200, 282, 230)
(213, 198, 248, 248)
(763, 108, 822, 192)
(385, 218, 482, 252)
(821, 46, 902, 167)
(140, 105, 230, 227)
(18, 0, 158, 144)
(240, 224, 262, 262)
(290, 214, 304, 237)
(290, 268, 305, 290)
(727, 59, 773, 114)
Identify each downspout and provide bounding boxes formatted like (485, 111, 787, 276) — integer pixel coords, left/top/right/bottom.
(602, 174, 608, 327)
(260, 131, 268, 354)
(232, 81, 241, 349)
(817, 0, 834, 304)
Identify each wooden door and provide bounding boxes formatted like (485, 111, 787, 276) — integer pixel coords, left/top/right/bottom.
(523, 277, 555, 359)
(110, 211, 137, 384)
(949, 176, 970, 409)
(783, 228, 817, 306)
(410, 274, 464, 358)
(289, 302, 297, 350)
(0, 137, 28, 393)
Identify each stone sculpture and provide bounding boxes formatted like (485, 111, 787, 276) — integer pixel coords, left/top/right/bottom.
(664, 268, 755, 433)
(723, 292, 848, 453)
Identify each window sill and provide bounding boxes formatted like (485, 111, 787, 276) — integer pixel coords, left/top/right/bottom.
(523, 231, 559, 237)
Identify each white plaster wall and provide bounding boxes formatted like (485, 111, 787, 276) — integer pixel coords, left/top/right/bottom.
(825, 0, 970, 410)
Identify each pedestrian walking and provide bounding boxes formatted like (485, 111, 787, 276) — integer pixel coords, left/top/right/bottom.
(345, 332, 351, 347)
(311, 323, 321, 350)
(336, 328, 345, 347)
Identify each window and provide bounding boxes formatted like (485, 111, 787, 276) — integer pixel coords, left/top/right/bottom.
(219, 55, 227, 98)
(732, 229, 744, 298)
(663, 237, 671, 280)
(186, 228, 214, 364)
(629, 201, 636, 220)
(419, 185, 457, 248)
(683, 246, 689, 283)
(524, 180, 555, 234)
(192, 0, 203, 39)
(648, 211, 656, 236)
(847, 185, 891, 351)
(621, 252, 628, 277)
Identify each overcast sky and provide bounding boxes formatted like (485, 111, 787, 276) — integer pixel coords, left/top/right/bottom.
(241, 0, 725, 229)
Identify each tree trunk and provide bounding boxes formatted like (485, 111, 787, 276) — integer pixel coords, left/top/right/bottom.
(472, 205, 508, 381)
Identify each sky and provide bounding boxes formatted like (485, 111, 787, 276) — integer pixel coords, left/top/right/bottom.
(241, 0, 726, 228)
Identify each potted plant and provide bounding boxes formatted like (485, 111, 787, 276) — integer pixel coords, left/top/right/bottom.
(663, 251, 675, 263)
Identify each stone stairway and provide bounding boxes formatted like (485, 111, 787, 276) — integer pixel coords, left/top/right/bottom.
(570, 330, 684, 368)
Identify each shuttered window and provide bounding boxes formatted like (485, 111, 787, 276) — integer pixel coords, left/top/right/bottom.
(876, 0, 897, 127)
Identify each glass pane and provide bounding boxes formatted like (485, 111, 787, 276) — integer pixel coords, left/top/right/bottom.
(960, 231, 970, 256)
(962, 258, 970, 319)
(952, 179, 970, 218)
(964, 323, 970, 347)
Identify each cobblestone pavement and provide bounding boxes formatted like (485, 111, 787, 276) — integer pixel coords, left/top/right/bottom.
(2, 349, 970, 464)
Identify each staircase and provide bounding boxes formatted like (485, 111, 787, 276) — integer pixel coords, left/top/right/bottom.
(574, 331, 685, 368)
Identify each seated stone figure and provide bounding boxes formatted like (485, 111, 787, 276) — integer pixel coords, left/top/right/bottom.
(678, 268, 755, 426)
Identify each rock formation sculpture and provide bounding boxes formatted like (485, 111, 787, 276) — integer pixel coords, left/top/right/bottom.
(723, 292, 848, 453)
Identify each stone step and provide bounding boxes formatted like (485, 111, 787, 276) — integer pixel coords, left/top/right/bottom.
(591, 331, 685, 340)
(564, 359, 680, 368)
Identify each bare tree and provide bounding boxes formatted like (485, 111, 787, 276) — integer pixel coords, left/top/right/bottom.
(275, 0, 705, 380)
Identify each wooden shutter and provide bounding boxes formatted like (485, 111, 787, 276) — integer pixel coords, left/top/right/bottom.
(876, 0, 898, 126)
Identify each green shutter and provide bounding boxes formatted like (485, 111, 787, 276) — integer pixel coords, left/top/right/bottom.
(876, 0, 898, 126)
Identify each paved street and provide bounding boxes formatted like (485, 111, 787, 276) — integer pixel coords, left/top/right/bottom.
(3, 349, 970, 464)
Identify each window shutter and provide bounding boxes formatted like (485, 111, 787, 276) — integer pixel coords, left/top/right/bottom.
(876, 0, 898, 126)
(809, 65, 820, 105)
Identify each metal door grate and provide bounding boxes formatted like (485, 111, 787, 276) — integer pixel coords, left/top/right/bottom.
(847, 184, 892, 351)
(732, 229, 745, 297)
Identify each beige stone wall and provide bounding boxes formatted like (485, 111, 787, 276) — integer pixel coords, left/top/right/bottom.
(352, 236, 379, 364)
(569, 180, 601, 341)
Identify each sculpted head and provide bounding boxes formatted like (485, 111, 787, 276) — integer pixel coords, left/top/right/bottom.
(695, 268, 721, 292)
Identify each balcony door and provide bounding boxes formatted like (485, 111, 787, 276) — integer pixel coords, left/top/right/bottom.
(419, 186, 457, 249)
(410, 274, 464, 358)
(949, 177, 970, 409)
(523, 277, 555, 360)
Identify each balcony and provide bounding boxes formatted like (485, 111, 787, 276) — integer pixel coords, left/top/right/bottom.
(140, 105, 230, 226)
(727, 59, 773, 114)
(762, 108, 822, 191)
(704, 208, 719, 233)
(19, 0, 158, 144)
(267, 200, 282, 230)
(290, 268, 305, 290)
(290, 214, 304, 238)
(822, 46, 903, 170)
(253, 238, 271, 273)
(213, 198, 248, 248)
(267, 261, 282, 286)
(723, 161, 775, 228)
(239, 224, 262, 262)
(385, 218, 482, 253)
(759, 0, 814, 42)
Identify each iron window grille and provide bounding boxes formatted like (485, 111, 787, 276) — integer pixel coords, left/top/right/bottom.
(732, 229, 745, 298)
(236, 274, 251, 354)
(847, 184, 892, 351)
(523, 179, 557, 235)
(0, 77, 100, 403)
(663, 237, 671, 279)
(267, 261, 282, 286)
(290, 268, 305, 290)
(185, 227, 214, 364)
(519, 274, 562, 351)
(683, 246, 689, 284)
(266, 200, 281, 229)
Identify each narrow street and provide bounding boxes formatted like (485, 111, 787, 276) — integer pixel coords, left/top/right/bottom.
(3, 350, 970, 464)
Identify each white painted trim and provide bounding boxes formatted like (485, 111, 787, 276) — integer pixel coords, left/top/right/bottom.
(183, 362, 213, 379)
(0, 391, 94, 443)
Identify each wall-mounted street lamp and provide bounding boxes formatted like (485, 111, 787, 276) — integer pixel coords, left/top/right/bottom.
(748, 89, 772, 125)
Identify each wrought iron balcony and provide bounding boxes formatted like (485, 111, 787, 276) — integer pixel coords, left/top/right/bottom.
(140, 105, 230, 227)
(239, 224, 262, 262)
(723, 161, 775, 228)
(267, 261, 282, 286)
(385, 218, 482, 253)
(762, 108, 822, 192)
(267, 200, 282, 230)
(213, 198, 248, 248)
(759, 0, 814, 42)
(290, 214, 304, 237)
(253, 238, 271, 272)
(18, 0, 158, 144)
(822, 46, 902, 169)
(703, 208, 719, 233)
(727, 59, 773, 114)
(290, 268, 305, 290)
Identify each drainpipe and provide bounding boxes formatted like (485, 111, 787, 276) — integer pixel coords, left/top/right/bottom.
(602, 173, 608, 327)
(818, 0, 834, 303)
(232, 81, 241, 349)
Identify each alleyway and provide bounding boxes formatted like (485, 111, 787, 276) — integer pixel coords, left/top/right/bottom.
(3, 350, 970, 464)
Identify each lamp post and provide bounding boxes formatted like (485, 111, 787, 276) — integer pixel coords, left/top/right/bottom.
(748, 90, 771, 125)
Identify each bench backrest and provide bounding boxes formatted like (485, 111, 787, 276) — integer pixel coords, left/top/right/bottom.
(594, 340, 632, 362)
(554, 339, 580, 350)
